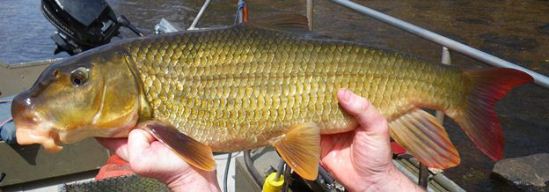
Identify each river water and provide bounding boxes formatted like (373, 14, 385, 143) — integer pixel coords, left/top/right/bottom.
(1, 0, 548, 191)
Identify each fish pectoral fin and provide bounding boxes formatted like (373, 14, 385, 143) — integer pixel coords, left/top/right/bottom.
(389, 109, 460, 169)
(139, 120, 215, 171)
(248, 13, 310, 32)
(269, 123, 320, 180)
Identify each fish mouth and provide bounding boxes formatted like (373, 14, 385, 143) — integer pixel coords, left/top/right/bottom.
(12, 94, 63, 152)
(14, 118, 63, 152)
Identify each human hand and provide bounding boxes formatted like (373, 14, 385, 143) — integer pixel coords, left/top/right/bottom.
(97, 128, 220, 192)
(320, 89, 423, 192)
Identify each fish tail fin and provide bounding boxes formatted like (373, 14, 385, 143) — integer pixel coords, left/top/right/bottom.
(450, 68, 532, 160)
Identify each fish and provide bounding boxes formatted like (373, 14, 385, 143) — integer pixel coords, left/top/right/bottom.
(11, 15, 532, 180)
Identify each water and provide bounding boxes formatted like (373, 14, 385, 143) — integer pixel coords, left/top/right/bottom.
(1, 0, 548, 191)
(0, 0, 66, 64)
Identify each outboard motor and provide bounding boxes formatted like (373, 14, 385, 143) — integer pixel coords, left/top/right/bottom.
(41, 0, 120, 55)
(41, 0, 142, 55)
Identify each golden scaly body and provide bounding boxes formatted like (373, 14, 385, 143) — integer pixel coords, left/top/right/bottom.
(125, 26, 464, 152)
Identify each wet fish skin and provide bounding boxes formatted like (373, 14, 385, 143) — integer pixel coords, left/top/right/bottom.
(11, 25, 532, 178)
(12, 49, 141, 151)
(128, 26, 463, 151)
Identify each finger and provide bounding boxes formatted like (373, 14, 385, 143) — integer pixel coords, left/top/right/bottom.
(337, 89, 389, 137)
(127, 129, 155, 163)
(96, 137, 126, 150)
(96, 137, 130, 160)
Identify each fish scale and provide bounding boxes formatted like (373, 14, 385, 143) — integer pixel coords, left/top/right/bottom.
(11, 20, 533, 176)
(126, 26, 462, 152)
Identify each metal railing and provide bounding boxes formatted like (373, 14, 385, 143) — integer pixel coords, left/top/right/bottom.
(188, 0, 211, 30)
(330, 0, 549, 88)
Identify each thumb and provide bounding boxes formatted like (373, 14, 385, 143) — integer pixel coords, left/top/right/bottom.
(337, 89, 393, 171)
(96, 138, 130, 161)
(127, 129, 155, 164)
(337, 89, 389, 138)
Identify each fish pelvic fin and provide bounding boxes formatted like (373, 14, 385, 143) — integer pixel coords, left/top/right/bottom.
(389, 109, 460, 169)
(139, 120, 215, 171)
(270, 122, 320, 180)
(450, 68, 532, 161)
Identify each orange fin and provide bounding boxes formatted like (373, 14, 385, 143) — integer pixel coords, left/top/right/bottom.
(270, 123, 320, 180)
(140, 121, 215, 171)
(390, 109, 460, 169)
(452, 68, 532, 161)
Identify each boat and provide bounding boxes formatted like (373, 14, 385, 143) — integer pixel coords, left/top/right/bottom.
(1, 0, 547, 191)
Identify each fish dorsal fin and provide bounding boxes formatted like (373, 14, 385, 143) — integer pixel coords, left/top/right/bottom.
(140, 121, 216, 171)
(389, 109, 460, 169)
(248, 13, 310, 32)
(269, 123, 320, 180)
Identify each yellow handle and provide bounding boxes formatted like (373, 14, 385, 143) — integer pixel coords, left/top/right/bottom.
(262, 172, 284, 192)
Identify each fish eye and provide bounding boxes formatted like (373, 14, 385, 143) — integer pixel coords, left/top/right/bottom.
(70, 67, 89, 87)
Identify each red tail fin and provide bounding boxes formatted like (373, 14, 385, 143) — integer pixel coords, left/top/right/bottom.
(452, 68, 532, 160)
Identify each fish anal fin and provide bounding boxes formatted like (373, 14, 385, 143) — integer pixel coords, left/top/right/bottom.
(270, 123, 320, 180)
(248, 13, 309, 32)
(140, 121, 215, 171)
(389, 109, 460, 169)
